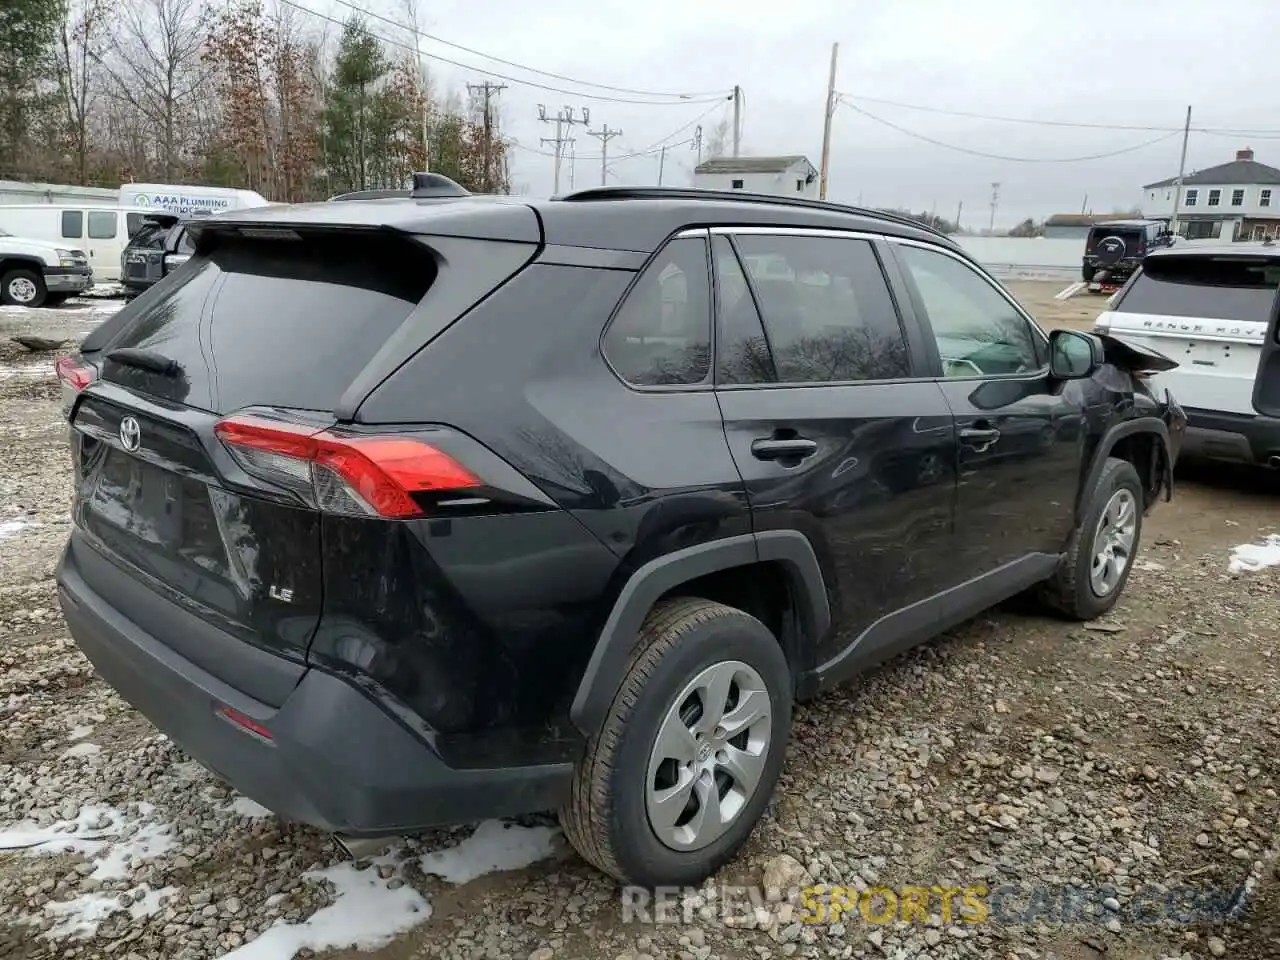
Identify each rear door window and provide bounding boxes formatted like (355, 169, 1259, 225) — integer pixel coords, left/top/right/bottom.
(1117, 257, 1280, 322)
(732, 233, 911, 383)
(102, 231, 436, 413)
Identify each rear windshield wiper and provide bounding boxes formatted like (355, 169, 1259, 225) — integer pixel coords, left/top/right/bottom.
(106, 348, 183, 378)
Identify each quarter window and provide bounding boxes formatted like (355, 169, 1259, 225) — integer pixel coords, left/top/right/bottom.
(895, 244, 1042, 378)
(602, 235, 712, 387)
(61, 210, 83, 238)
(732, 234, 911, 383)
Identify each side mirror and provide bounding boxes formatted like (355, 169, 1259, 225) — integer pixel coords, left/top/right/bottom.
(1256, 296, 1280, 417)
(1049, 328, 1105, 380)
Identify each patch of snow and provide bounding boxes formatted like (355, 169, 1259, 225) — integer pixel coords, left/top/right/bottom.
(0, 805, 173, 881)
(39, 884, 178, 940)
(88, 820, 176, 881)
(1229, 535, 1280, 574)
(67, 724, 94, 740)
(0, 363, 54, 380)
(216, 855, 430, 960)
(0, 517, 39, 539)
(419, 820, 559, 885)
(60, 741, 101, 759)
(224, 795, 274, 820)
(1135, 560, 1165, 572)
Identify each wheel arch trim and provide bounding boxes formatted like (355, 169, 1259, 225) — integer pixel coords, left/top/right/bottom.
(569, 531, 830, 738)
(1079, 416, 1171, 521)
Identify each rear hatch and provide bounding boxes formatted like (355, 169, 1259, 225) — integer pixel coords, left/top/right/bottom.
(1087, 225, 1147, 265)
(1095, 252, 1280, 415)
(61, 222, 536, 705)
(121, 216, 178, 286)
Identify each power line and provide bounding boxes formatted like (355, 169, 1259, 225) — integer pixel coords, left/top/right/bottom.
(323, 0, 724, 100)
(514, 101, 726, 162)
(837, 92, 1280, 138)
(838, 100, 1181, 163)
(279, 0, 728, 106)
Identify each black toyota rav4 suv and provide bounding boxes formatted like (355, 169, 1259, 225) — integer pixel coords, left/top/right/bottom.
(55, 186, 1186, 887)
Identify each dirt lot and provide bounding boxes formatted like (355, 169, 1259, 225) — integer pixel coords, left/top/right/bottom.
(1, 283, 1277, 960)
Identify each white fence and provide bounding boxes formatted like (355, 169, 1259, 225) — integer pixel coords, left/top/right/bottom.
(954, 237, 1082, 280)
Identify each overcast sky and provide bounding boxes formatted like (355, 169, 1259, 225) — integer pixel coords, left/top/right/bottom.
(347, 0, 1280, 228)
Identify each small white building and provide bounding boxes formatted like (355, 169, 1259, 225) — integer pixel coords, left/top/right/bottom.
(693, 156, 819, 200)
(1141, 147, 1280, 241)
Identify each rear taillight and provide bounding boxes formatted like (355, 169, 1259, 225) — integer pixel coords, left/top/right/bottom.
(55, 356, 97, 418)
(55, 356, 96, 392)
(213, 414, 480, 519)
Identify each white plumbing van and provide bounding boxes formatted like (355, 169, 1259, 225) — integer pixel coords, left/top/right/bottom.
(118, 183, 271, 217)
(0, 205, 141, 282)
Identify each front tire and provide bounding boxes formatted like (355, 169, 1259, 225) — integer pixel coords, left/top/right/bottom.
(1040, 457, 1144, 620)
(561, 598, 792, 887)
(1, 268, 47, 308)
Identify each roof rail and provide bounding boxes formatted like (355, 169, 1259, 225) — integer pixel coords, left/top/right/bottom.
(557, 186, 949, 240)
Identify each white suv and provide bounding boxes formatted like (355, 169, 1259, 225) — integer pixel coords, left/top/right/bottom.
(1094, 244, 1280, 469)
(0, 229, 93, 307)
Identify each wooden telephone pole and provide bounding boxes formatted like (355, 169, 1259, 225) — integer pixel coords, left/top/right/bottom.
(468, 81, 507, 192)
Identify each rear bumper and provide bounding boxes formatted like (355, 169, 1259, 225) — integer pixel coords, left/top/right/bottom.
(56, 544, 573, 836)
(1182, 407, 1280, 467)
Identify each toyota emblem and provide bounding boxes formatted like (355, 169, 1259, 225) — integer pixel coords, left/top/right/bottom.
(119, 416, 141, 452)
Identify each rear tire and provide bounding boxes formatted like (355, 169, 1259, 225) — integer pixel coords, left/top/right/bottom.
(1, 268, 47, 308)
(560, 597, 792, 887)
(1039, 457, 1144, 620)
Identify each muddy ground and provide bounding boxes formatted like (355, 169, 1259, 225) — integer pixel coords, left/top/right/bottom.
(0, 283, 1277, 960)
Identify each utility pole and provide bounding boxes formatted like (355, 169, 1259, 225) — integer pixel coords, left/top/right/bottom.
(732, 85, 742, 157)
(1081, 193, 1088, 214)
(658, 145, 667, 185)
(955, 200, 963, 232)
(989, 182, 1000, 233)
(694, 125, 703, 165)
(568, 139, 577, 190)
(587, 124, 623, 186)
(818, 42, 839, 200)
(539, 104, 588, 195)
(1169, 105, 1192, 237)
(468, 82, 507, 192)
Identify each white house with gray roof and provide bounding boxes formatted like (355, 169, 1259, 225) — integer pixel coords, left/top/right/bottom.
(1141, 147, 1280, 241)
(693, 155, 819, 200)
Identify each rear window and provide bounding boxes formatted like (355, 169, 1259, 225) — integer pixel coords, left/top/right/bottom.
(100, 231, 435, 413)
(127, 221, 169, 250)
(1116, 256, 1280, 323)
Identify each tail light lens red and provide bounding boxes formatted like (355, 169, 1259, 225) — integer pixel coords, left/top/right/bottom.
(213, 414, 480, 519)
(55, 356, 96, 392)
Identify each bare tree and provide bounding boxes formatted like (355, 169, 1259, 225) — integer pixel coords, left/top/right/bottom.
(703, 115, 731, 160)
(100, 0, 212, 179)
(55, 0, 106, 183)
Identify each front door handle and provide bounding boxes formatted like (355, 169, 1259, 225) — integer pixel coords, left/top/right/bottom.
(959, 426, 1001, 452)
(751, 438, 818, 461)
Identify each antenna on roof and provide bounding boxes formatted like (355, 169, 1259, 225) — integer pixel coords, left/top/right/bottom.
(410, 172, 470, 198)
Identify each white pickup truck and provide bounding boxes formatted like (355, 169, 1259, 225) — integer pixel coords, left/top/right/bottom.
(1094, 243, 1279, 469)
(0, 228, 93, 308)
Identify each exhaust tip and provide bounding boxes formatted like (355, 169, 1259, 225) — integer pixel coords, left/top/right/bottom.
(333, 834, 399, 861)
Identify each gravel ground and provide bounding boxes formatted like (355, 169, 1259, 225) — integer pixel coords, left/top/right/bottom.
(1, 284, 1278, 960)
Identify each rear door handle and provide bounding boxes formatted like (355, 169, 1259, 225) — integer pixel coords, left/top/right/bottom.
(751, 438, 818, 461)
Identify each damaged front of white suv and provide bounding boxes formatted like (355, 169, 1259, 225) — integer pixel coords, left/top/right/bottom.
(1094, 245, 1280, 470)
